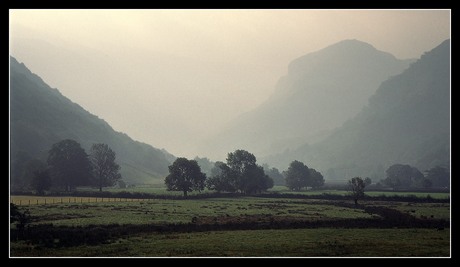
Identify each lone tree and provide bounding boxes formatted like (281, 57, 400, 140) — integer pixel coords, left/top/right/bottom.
(31, 169, 51, 195)
(90, 143, 122, 192)
(285, 160, 310, 191)
(348, 177, 366, 205)
(165, 157, 206, 197)
(47, 139, 93, 192)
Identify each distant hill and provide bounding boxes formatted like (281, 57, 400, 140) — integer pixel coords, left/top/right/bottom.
(264, 40, 450, 183)
(203, 39, 414, 160)
(10, 56, 175, 185)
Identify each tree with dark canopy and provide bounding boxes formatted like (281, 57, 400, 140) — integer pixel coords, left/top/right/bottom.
(225, 150, 273, 194)
(165, 157, 206, 196)
(348, 177, 366, 205)
(285, 160, 310, 191)
(31, 169, 51, 195)
(47, 139, 93, 192)
(90, 143, 122, 192)
(309, 168, 325, 189)
(206, 161, 236, 192)
(425, 166, 449, 188)
(11, 157, 48, 193)
(384, 164, 424, 189)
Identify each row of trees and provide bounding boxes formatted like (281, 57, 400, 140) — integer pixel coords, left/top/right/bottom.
(165, 149, 324, 196)
(16, 139, 122, 194)
(381, 164, 449, 189)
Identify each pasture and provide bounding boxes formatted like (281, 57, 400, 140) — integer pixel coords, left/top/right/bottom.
(10, 192, 450, 257)
(11, 197, 377, 226)
(11, 228, 449, 257)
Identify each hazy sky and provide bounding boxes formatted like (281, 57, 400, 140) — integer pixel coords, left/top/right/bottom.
(9, 9, 450, 159)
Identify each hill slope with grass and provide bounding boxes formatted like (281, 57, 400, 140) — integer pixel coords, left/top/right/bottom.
(10, 56, 175, 185)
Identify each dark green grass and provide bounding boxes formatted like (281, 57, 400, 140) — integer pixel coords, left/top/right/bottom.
(369, 201, 450, 220)
(11, 228, 450, 257)
(268, 186, 449, 199)
(15, 197, 375, 227)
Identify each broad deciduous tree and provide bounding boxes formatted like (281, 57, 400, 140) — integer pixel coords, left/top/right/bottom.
(384, 164, 423, 189)
(31, 169, 51, 195)
(226, 150, 273, 194)
(309, 168, 325, 189)
(285, 160, 310, 191)
(206, 150, 273, 194)
(206, 161, 235, 192)
(47, 139, 92, 192)
(425, 166, 449, 188)
(165, 157, 206, 197)
(90, 143, 122, 192)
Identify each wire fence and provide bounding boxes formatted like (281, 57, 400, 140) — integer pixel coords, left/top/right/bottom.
(10, 197, 151, 206)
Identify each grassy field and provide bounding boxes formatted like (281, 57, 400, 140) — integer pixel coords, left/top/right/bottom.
(11, 197, 377, 226)
(11, 228, 450, 257)
(10, 193, 450, 257)
(267, 186, 450, 199)
(17, 185, 449, 199)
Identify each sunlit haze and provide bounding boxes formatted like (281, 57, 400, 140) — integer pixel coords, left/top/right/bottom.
(10, 9, 450, 159)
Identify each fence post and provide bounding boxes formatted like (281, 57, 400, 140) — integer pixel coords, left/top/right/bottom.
(45, 199, 46, 205)
(19, 200, 21, 205)
(29, 200, 30, 205)
(61, 198, 63, 204)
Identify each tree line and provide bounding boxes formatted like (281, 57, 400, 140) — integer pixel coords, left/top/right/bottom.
(12, 139, 122, 194)
(378, 163, 449, 190)
(12, 140, 448, 197)
(165, 149, 325, 196)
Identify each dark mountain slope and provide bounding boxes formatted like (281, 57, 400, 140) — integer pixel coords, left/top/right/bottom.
(10, 57, 175, 185)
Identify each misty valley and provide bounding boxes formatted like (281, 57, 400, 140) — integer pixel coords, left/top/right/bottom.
(10, 37, 450, 257)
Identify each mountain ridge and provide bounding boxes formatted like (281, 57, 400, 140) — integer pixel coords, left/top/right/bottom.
(10, 56, 175, 185)
(202, 39, 414, 160)
(264, 39, 450, 182)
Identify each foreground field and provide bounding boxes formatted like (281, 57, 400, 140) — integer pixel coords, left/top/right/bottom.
(10, 195, 450, 257)
(11, 228, 449, 257)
